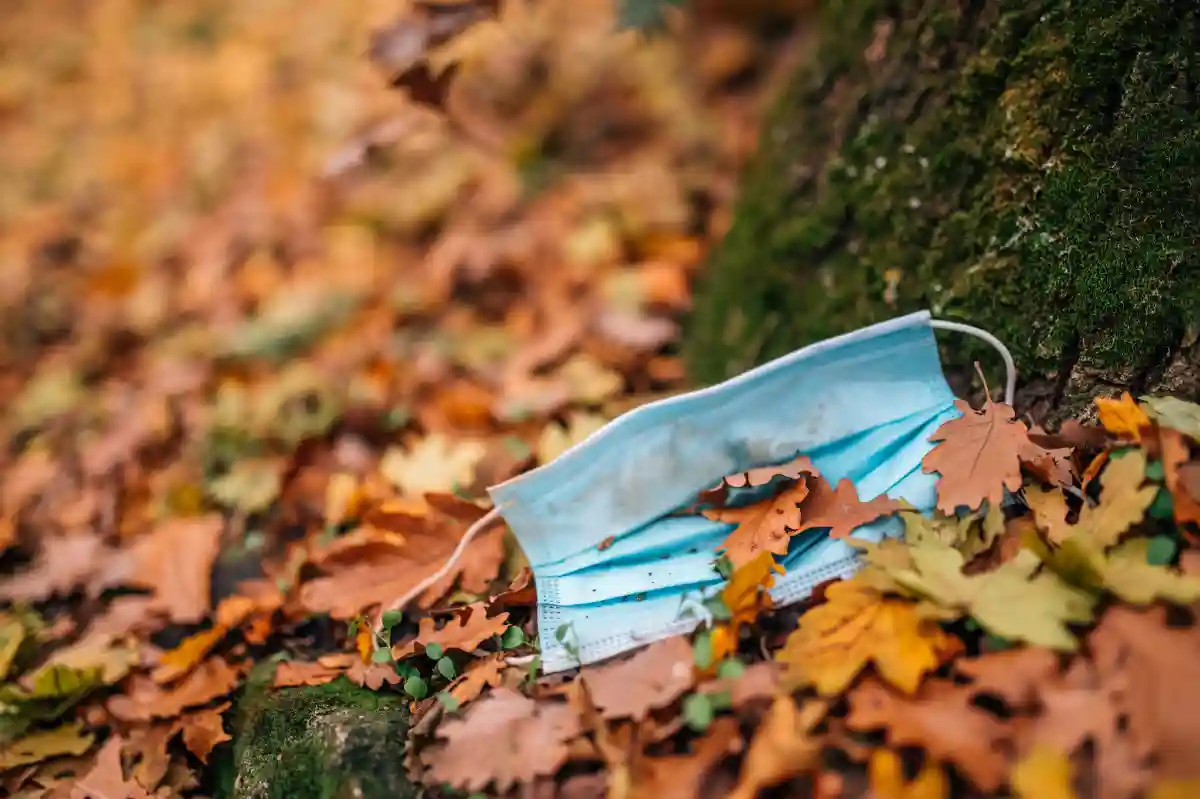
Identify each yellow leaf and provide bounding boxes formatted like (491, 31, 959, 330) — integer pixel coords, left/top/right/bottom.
(325, 472, 365, 528)
(536, 412, 607, 465)
(1095, 392, 1151, 441)
(776, 577, 958, 695)
(869, 749, 947, 799)
(0, 722, 94, 769)
(1074, 450, 1156, 548)
(1011, 745, 1076, 799)
(721, 551, 783, 627)
(729, 697, 826, 799)
(1150, 779, 1200, 799)
(0, 613, 28, 681)
(38, 635, 138, 686)
(380, 435, 486, 496)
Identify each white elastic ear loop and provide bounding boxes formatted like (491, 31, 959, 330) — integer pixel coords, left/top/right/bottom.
(379, 505, 504, 627)
(929, 319, 1016, 406)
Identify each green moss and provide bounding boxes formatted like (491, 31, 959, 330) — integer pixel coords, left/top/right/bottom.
(687, 0, 1199, 413)
(219, 662, 415, 799)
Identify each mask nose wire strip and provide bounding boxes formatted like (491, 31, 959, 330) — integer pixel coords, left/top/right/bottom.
(929, 319, 1016, 406)
(377, 505, 504, 634)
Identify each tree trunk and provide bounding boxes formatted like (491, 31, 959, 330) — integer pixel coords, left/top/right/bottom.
(685, 0, 1199, 421)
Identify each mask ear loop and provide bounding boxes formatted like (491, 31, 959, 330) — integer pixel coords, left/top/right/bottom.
(928, 319, 1016, 406)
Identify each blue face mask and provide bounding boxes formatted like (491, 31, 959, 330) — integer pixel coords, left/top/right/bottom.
(389, 311, 1015, 674)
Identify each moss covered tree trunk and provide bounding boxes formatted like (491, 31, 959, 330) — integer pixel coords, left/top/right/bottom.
(686, 0, 1199, 419)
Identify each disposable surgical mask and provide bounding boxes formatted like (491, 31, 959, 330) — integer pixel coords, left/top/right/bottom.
(393, 311, 1016, 674)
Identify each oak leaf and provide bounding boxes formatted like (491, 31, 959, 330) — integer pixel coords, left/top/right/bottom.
(108, 658, 241, 721)
(724, 455, 817, 489)
(1095, 392, 1151, 441)
(0, 533, 109, 603)
(449, 654, 507, 706)
(273, 660, 344, 688)
(580, 636, 694, 721)
(1075, 451, 1157, 548)
(152, 594, 256, 683)
(0, 722, 93, 770)
(703, 480, 810, 568)
(868, 749, 948, 799)
(126, 723, 174, 791)
(423, 688, 582, 792)
(70, 736, 152, 799)
(125, 515, 223, 623)
(847, 678, 1009, 791)
(955, 647, 1061, 709)
(344, 658, 404, 691)
(392, 602, 509, 659)
(180, 702, 232, 763)
(1020, 428, 1076, 488)
(728, 697, 827, 799)
(795, 477, 904, 539)
(1026, 487, 1074, 544)
(1011, 746, 1076, 799)
(922, 399, 1028, 513)
(633, 718, 741, 799)
(722, 551, 783, 627)
(776, 576, 960, 695)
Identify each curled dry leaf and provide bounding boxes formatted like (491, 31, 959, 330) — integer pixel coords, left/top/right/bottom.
(423, 687, 582, 792)
(795, 476, 904, 539)
(847, 678, 1009, 791)
(392, 602, 509, 659)
(448, 654, 507, 705)
(922, 399, 1029, 514)
(728, 696, 827, 799)
(703, 480, 810, 568)
(579, 635, 694, 721)
(108, 657, 241, 721)
(1095, 393, 1152, 441)
(776, 576, 961, 696)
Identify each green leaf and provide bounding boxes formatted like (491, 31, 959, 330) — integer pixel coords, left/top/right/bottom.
(716, 658, 745, 680)
(1140, 395, 1200, 441)
(555, 624, 572, 643)
(501, 627, 525, 649)
(436, 692, 461, 712)
(703, 597, 733, 622)
(395, 661, 419, 679)
(372, 647, 394, 664)
(714, 556, 734, 580)
(692, 631, 714, 670)
(1149, 488, 1174, 520)
(682, 693, 714, 732)
(1146, 535, 1179, 567)
(425, 643, 444, 661)
(381, 610, 404, 632)
(346, 619, 360, 638)
(0, 722, 94, 769)
(404, 676, 429, 700)
(436, 657, 456, 680)
(1145, 460, 1166, 482)
(709, 690, 733, 711)
(0, 614, 29, 682)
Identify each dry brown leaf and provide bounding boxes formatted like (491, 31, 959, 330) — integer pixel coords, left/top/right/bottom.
(423, 687, 582, 792)
(922, 399, 1029, 514)
(724, 455, 817, 488)
(846, 678, 1010, 791)
(393, 602, 509, 659)
(1095, 393, 1152, 441)
(580, 636, 694, 721)
(126, 515, 223, 623)
(794, 476, 904, 539)
(955, 647, 1061, 709)
(70, 736, 152, 799)
(345, 659, 404, 691)
(728, 696, 827, 799)
(126, 724, 174, 791)
(108, 657, 241, 721)
(419, 525, 506, 604)
(777, 577, 960, 696)
(868, 749, 948, 799)
(180, 702, 232, 763)
(633, 718, 741, 799)
(703, 480, 810, 568)
(1160, 428, 1200, 527)
(449, 654, 507, 705)
(1021, 426, 1077, 488)
(0, 533, 108, 602)
(273, 660, 345, 688)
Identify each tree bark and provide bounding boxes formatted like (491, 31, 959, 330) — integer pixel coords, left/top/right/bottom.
(685, 0, 1199, 421)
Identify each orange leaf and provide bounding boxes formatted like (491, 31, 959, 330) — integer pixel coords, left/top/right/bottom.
(180, 702, 232, 763)
(579, 636, 694, 721)
(795, 476, 904, 539)
(1160, 428, 1200, 527)
(703, 480, 810, 568)
(355, 623, 374, 665)
(722, 551, 783, 628)
(109, 658, 241, 721)
(729, 696, 827, 799)
(152, 595, 258, 683)
(922, 399, 1028, 514)
(449, 654, 507, 706)
(1095, 392, 1152, 441)
(392, 602, 509, 659)
(126, 515, 223, 623)
(74, 736, 152, 799)
(345, 659, 404, 690)
(273, 660, 344, 688)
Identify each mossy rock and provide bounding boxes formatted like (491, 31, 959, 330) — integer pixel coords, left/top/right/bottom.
(216, 662, 415, 799)
(686, 0, 1200, 419)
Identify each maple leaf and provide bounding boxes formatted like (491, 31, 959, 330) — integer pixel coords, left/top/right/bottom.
(922, 398, 1029, 513)
(580, 636, 694, 721)
(70, 736, 152, 799)
(776, 576, 960, 695)
(868, 749, 948, 799)
(794, 477, 904, 539)
(1026, 486, 1074, 544)
(340, 653, 403, 690)
(0, 722, 93, 770)
(423, 688, 582, 792)
(1011, 746, 1076, 799)
(392, 602, 509, 659)
(703, 480, 809, 568)
(381, 435, 486, 496)
(847, 677, 1009, 791)
(728, 696, 827, 799)
(448, 654, 507, 705)
(125, 515, 223, 623)
(108, 658, 241, 721)
(1095, 392, 1152, 441)
(1075, 450, 1157, 548)
(899, 504, 1004, 561)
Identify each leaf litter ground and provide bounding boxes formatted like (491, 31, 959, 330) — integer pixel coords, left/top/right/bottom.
(3, 1, 1200, 798)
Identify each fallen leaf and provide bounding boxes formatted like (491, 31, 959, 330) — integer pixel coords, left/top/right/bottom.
(108, 658, 241, 721)
(1026, 487, 1074, 544)
(536, 412, 608, 465)
(125, 515, 223, 623)
(448, 654, 506, 705)
(776, 576, 960, 695)
(922, 399, 1029, 514)
(1074, 450, 1157, 548)
(847, 678, 1009, 791)
(1095, 393, 1151, 441)
(728, 696, 827, 799)
(392, 602, 509, 659)
(126, 723, 174, 791)
(580, 636, 694, 721)
(721, 551, 783, 628)
(32, 634, 138, 686)
(0, 723, 94, 770)
(955, 647, 1061, 709)
(0, 612, 31, 681)
(180, 702, 232, 763)
(381, 435, 487, 496)
(1160, 428, 1200, 527)
(423, 688, 582, 792)
(723, 456, 817, 489)
(344, 659, 404, 691)
(795, 477, 904, 539)
(69, 735, 152, 799)
(868, 749, 948, 799)
(1011, 745, 1077, 799)
(633, 718, 741, 799)
(0, 533, 109, 603)
(703, 480, 810, 568)
(1020, 428, 1076, 488)
(1141, 395, 1200, 441)
(272, 660, 344, 688)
